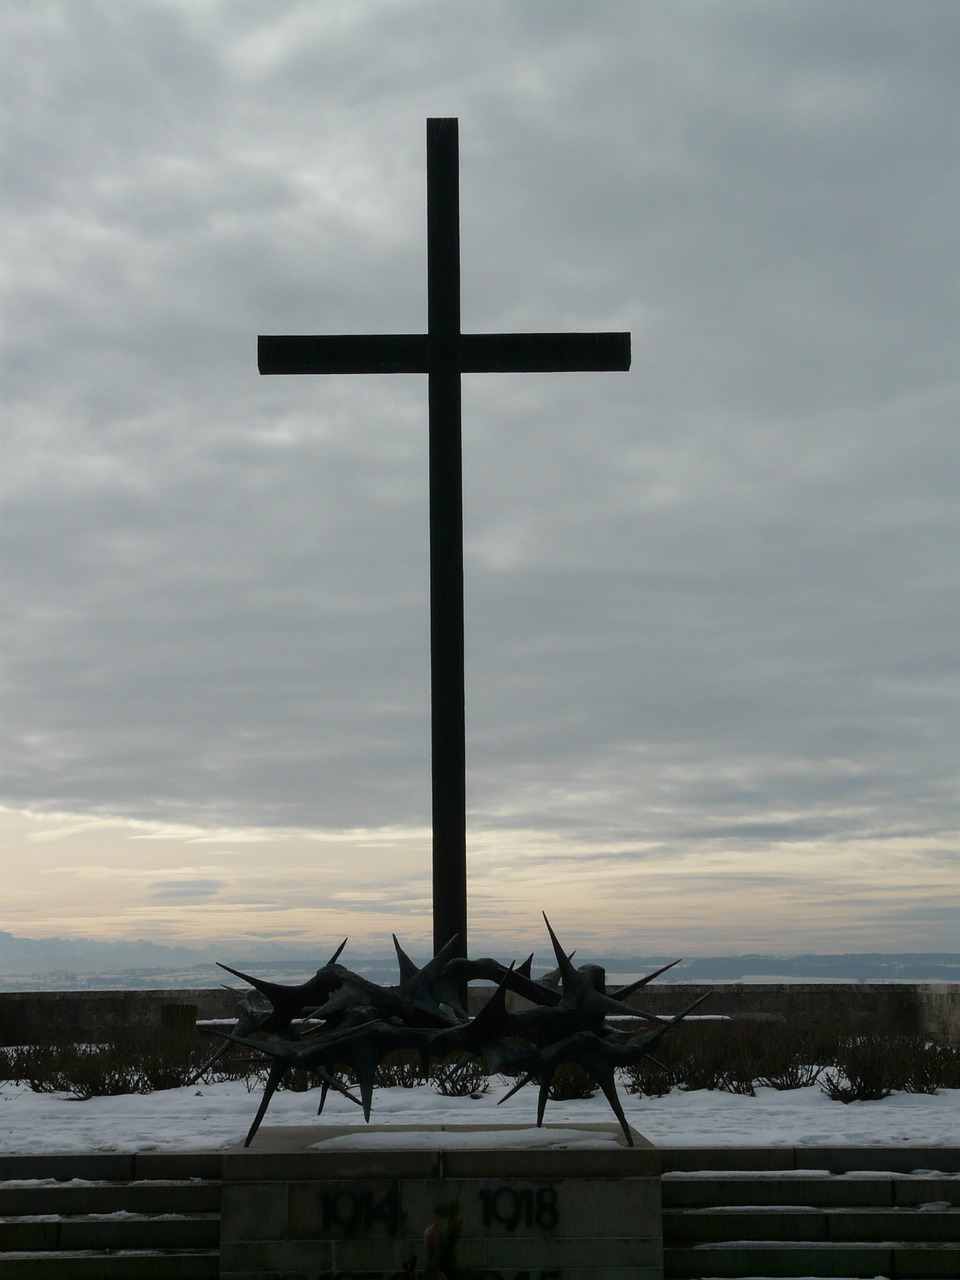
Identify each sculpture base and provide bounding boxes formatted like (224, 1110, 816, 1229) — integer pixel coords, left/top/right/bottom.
(221, 1122, 663, 1279)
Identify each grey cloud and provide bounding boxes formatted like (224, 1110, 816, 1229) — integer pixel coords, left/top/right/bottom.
(150, 879, 225, 902)
(1, 2, 956, 948)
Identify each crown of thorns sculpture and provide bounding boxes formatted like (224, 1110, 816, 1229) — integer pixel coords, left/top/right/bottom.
(201, 914, 709, 1147)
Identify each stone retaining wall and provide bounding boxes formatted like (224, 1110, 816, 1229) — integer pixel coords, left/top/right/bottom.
(613, 981, 960, 1042)
(1, 982, 958, 1047)
(0, 988, 232, 1045)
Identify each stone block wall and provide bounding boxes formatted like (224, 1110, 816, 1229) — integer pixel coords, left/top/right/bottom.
(0, 987, 235, 1046)
(220, 1124, 663, 1280)
(2, 983, 958, 1047)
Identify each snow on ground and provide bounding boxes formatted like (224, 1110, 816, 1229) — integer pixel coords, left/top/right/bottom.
(1, 1078, 957, 1154)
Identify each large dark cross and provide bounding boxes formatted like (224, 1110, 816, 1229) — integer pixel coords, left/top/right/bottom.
(259, 118, 630, 961)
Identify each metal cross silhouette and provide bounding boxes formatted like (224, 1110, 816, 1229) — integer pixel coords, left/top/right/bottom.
(259, 118, 630, 961)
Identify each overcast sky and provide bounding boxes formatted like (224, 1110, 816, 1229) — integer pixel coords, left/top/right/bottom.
(2, 0, 957, 960)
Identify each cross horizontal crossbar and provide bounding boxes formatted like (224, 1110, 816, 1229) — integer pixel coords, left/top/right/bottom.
(258, 331, 631, 376)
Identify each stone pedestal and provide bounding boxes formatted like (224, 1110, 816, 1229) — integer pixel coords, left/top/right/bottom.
(221, 1122, 663, 1280)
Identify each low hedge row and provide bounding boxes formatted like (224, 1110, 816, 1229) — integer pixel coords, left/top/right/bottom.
(619, 1020, 960, 1101)
(1, 1021, 957, 1103)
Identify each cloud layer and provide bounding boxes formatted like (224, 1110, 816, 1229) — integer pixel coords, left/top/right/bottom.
(2, 1, 957, 951)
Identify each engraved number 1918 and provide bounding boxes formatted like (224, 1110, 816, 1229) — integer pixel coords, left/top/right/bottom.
(479, 1186, 559, 1231)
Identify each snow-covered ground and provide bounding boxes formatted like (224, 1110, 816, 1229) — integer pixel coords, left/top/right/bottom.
(1, 1077, 957, 1154)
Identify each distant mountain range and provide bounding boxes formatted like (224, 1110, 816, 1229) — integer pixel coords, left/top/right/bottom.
(1, 930, 957, 990)
(602, 953, 960, 984)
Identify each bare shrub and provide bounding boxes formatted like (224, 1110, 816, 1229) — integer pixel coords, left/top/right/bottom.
(547, 1063, 596, 1100)
(128, 1028, 201, 1092)
(662, 1023, 724, 1092)
(758, 1057, 823, 1090)
(2, 1027, 230, 1098)
(3, 1041, 141, 1100)
(430, 1056, 489, 1098)
(930, 1041, 960, 1089)
(896, 1036, 960, 1095)
(621, 1054, 673, 1097)
(6, 1016, 955, 1110)
(196, 1041, 268, 1087)
(374, 1049, 425, 1088)
(820, 1032, 921, 1102)
(663, 1020, 759, 1094)
(717, 1022, 762, 1095)
(625, 1019, 831, 1096)
(756, 1024, 824, 1090)
(0, 1044, 38, 1087)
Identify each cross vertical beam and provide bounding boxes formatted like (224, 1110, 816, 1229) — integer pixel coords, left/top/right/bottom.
(426, 119, 467, 959)
(258, 118, 630, 964)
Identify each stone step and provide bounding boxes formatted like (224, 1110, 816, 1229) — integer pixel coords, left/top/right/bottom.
(659, 1145, 960, 1176)
(0, 1212, 220, 1251)
(664, 1205, 960, 1245)
(664, 1240, 960, 1279)
(661, 1154, 960, 1276)
(0, 1154, 222, 1183)
(0, 1162, 222, 1279)
(0, 1182, 220, 1217)
(662, 1172, 960, 1209)
(0, 1251, 219, 1280)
